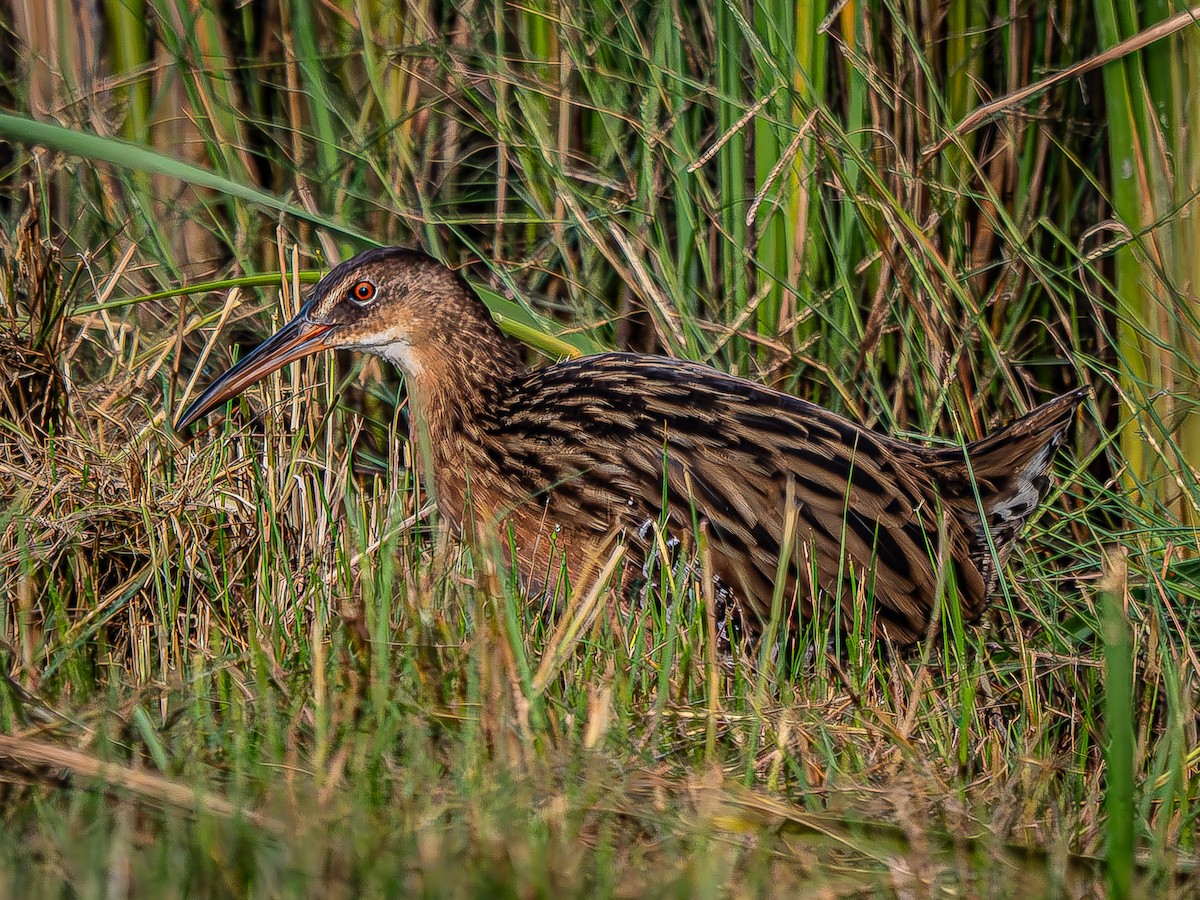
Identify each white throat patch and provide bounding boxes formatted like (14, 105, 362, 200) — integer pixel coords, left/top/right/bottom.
(373, 340, 422, 377)
(360, 325, 422, 377)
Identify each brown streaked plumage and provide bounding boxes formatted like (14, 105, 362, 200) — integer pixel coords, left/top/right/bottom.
(176, 247, 1086, 647)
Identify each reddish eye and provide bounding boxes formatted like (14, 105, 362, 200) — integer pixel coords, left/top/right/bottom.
(351, 281, 376, 303)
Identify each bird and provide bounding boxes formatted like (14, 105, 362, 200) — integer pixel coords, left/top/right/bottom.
(176, 246, 1086, 648)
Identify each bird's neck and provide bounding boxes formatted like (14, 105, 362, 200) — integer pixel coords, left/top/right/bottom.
(399, 316, 525, 530)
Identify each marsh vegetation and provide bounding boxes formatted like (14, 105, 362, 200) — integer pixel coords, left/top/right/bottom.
(1, 0, 1198, 894)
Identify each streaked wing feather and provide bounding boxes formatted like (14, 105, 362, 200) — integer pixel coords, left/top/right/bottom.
(493, 354, 992, 642)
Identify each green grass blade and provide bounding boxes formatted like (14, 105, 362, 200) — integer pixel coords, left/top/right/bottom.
(0, 113, 369, 243)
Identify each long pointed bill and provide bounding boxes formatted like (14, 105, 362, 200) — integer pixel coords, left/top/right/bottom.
(175, 314, 335, 430)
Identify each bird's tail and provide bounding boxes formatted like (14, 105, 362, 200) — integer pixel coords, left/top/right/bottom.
(921, 387, 1088, 587)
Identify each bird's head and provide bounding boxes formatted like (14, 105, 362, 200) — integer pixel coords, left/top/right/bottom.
(175, 247, 502, 430)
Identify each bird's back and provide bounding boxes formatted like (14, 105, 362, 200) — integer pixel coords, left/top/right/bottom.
(472, 353, 1082, 645)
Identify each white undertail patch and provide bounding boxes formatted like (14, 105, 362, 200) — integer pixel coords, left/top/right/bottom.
(989, 442, 1053, 524)
(978, 434, 1061, 556)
